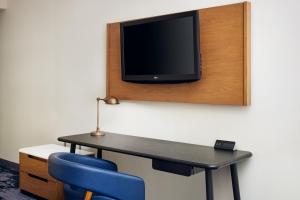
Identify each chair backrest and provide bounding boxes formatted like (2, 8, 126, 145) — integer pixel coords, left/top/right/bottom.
(48, 153, 145, 200)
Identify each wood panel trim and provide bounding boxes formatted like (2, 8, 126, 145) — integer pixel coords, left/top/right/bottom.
(243, 2, 251, 105)
(106, 23, 111, 97)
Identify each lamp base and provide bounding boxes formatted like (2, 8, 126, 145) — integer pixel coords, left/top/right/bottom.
(90, 129, 105, 136)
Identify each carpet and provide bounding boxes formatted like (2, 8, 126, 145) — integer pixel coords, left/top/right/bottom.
(0, 164, 37, 200)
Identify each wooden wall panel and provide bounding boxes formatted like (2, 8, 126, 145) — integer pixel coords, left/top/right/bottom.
(107, 2, 251, 105)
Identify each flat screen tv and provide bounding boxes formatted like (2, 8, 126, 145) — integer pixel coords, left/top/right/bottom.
(120, 10, 201, 83)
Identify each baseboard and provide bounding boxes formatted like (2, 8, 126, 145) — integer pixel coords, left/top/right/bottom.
(0, 158, 19, 171)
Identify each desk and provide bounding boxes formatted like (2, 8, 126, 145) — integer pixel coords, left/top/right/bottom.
(58, 132, 252, 200)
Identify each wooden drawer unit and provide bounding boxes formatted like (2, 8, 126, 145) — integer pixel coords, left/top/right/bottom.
(20, 171, 63, 200)
(20, 153, 55, 181)
(19, 144, 94, 200)
(19, 152, 64, 200)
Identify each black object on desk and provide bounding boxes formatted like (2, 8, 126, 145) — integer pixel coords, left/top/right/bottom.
(214, 140, 236, 151)
(58, 132, 252, 200)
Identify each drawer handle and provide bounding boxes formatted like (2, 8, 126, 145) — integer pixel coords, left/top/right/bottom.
(28, 155, 46, 163)
(28, 173, 48, 183)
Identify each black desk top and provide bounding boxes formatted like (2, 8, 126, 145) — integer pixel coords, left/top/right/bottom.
(58, 132, 252, 169)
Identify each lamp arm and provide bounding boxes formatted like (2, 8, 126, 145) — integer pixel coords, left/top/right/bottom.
(96, 99, 100, 130)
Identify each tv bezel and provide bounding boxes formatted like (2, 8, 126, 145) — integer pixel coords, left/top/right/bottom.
(120, 10, 201, 83)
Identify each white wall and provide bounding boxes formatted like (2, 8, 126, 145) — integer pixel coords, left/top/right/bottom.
(0, 0, 300, 200)
(0, 0, 7, 9)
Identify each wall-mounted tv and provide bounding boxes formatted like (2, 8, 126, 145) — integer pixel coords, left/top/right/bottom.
(120, 11, 201, 83)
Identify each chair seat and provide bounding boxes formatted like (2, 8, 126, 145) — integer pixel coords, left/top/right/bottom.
(64, 184, 116, 200)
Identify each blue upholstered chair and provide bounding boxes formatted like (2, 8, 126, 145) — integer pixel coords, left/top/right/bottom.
(48, 152, 145, 200)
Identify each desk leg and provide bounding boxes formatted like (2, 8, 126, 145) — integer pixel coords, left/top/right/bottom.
(205, 169, 214, 200)
(97, 149, 102, 159)
(70, 143, 76, 153)
(230, 164, 241, 200)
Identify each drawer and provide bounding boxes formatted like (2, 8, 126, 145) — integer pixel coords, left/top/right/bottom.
(20, 171, 63, 200)
(19, 152, 55, 181)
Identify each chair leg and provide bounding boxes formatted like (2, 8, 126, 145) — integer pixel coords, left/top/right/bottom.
(84, 191, 93, 200)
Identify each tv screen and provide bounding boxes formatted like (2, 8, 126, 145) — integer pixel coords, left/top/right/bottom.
(120, 11, 201, 83)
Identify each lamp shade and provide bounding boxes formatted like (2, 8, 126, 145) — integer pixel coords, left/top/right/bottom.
(102, 96, 119, 105)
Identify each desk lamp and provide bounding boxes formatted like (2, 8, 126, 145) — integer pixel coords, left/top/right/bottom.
(91, 96, 119, 136)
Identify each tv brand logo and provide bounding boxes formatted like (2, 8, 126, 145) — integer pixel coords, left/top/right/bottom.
(153, 76, 159, 79)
